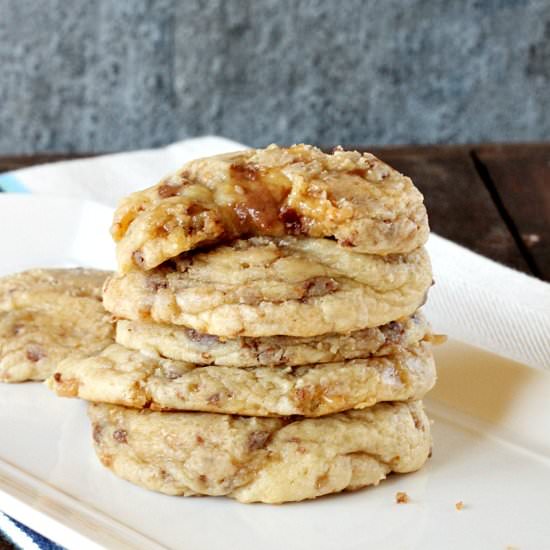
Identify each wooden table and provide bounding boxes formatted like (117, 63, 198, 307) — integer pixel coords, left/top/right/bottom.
(1, 144, 548, 281)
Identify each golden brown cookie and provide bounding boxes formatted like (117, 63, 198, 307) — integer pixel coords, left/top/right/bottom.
(103, 237, 432, 337)
(0, 268, 114, 382)
(47, 342, 435, 417)
(112, 145, 429, 272)
(89, 400, 432, 503)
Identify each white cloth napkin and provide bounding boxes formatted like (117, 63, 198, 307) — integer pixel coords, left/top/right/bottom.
(1, 136, 548, 370)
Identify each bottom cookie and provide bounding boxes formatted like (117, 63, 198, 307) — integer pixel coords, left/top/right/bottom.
(89, 401, 431, 504)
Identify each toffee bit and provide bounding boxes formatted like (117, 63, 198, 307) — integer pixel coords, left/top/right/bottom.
(279, 207, 303, 235)
(157, 183, 183, 198)
(410, 410, 424, 431)
(92, 424, 102, 444)
(303, 276, 339, 298)
(132, 250, 145, 267)
(230, 162, 259, 181)
(395, 491, 409, 504)
(146, 276, 168, 291)
(187, 203, 205, 216)
(113, 429, 128, 443)
(247, 430, 272, 451)
(315, 473, 329, 490)
(186, 328, 220, 346)
(429, 333, 448, 346)
(207, 393, 221, 405)
(348, 168, 367, 178)
(455, 501, 464, 511)
(26, 345, 46, 362)
(341, 238, 356, 247)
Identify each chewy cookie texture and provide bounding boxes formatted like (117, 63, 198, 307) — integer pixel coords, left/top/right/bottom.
(115, 312, 430, 366)
(112, 144, 429, 273)
(89, 401, 432, 504)
(103, 237, 432, 337)
(0, 268, 113, 382)
(48, 342, 436, 417)
(37, 145, 438, 503)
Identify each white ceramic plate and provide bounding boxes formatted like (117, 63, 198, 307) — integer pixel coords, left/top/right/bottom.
(0, 194, 549, 550)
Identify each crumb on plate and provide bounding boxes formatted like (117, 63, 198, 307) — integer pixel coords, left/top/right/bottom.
(396, 491, 409, 504)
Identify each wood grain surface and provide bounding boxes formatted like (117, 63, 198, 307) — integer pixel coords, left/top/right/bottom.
(1, 144, 548, 281)
(473, 144, 549, 281)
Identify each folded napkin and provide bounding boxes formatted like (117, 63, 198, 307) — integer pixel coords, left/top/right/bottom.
(1, 136, 548, 371)
(0, 136, 244, 205)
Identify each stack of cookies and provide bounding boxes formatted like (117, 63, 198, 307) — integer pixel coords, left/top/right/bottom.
(48, 144, 437, 504)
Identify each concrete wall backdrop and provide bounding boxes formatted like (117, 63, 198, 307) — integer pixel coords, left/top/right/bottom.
(0, 0, 549, 153)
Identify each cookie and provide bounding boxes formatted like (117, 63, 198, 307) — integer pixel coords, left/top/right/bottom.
(0, 268, 114, 382)
(115, 313, 430, 366)
(112, 144, 429, 272)
(47, 342, 435, 417)
(89, 400, 432, 503)
(103, 237, 432, 337)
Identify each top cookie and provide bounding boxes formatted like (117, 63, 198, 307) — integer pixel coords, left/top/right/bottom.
(112, 145, 429, 272)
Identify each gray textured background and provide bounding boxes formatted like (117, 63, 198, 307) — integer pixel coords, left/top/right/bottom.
(0, 0, 549, 154)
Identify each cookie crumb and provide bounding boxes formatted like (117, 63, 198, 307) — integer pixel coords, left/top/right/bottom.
(429, 333, 448, 345)
(455, 501, 464, 511)
(395, 491, 409, 504)
(112, 429, 128, 443)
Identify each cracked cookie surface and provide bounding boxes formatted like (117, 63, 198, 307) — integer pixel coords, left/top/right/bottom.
(0, 268, 114, 382)
(47, 342, 435, 417)
(112, 145, 429, 272)
(88, 400, 431, 503)
(103, 237, 432, 337)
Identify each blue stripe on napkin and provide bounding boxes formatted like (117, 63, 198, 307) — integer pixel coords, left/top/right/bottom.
(0, 512, 64, 550)
(0, 173, 29, 193)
